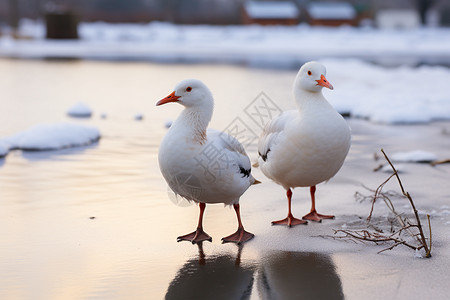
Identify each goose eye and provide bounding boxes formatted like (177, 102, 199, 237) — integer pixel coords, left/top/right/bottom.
(186, 87, 192, 92)
(307, 71, 312, 76)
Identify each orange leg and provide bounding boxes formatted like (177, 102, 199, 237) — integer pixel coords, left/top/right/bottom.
(222, 204, 254, 244)
(177, 202, 212, 244)
(302, 186, 335, 222)
(272, 189, 308, 227)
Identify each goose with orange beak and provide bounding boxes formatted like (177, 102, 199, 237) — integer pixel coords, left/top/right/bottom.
(256, 61, 351, 226)
(157, 79, 257, 244)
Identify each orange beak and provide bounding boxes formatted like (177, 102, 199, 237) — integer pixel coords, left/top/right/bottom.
(156, 91, 181, 106)
(316, 74, 334, 90)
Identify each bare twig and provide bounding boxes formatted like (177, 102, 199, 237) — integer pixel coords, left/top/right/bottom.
(426, 214, 432, 257)
(380, 149, 431, 257)
(328, 149, 432, 258)
(430, 159, 450, 166)
(368, 172, 395, 222)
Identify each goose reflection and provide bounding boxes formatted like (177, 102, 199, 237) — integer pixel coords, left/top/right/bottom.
(165, 243, 255, 300)
(257, 251, 344, 300)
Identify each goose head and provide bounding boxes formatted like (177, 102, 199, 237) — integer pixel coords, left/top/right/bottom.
(294, 61, 333, 93)
(156, 79, 213, 108)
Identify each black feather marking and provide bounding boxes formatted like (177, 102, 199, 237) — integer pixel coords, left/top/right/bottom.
(259, 149, 270, 162)
(239, 166, 250, 178)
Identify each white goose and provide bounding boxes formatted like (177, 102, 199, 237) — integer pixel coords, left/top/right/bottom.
(257, 61, 351, 226)
(157, 79, 256, 244)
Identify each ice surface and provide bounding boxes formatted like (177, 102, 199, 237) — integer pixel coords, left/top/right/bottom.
(0, 123, 100, 151)
(391, 150, 438, 163)
(67, 102, 93, 118)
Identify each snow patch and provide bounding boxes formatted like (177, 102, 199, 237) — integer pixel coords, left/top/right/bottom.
(380, 163, 407, 173)
(67, 102, 93, 118)
(323, 59, 450, 124)
(391, 150, 437, 163)
(165, 120, 173, 129)
(0, 143, 8, 158)
(1, 123, 100, 151)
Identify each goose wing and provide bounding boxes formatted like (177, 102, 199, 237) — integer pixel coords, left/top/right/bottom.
(207, 129, 252, 178)
(257, 110, 296, 163)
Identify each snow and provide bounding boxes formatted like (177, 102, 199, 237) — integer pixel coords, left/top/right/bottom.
(67, 102, 93, 118)
(414, 248, 426, 258)
(0, 123, 100, 152)
(307, 2, 356, 20)
(2, 20, 450, 68)
(323, 59, 450, 124)
(244, 1, 300, 19)
(0, 143, 7, 158)
(390, 150, 438, 163)
(165, 120, 173, 129)
(2, 21, 450, 125)
(380, 163, 407, 173)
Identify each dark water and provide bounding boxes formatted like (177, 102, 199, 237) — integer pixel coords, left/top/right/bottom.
(166, 246, 344, 300)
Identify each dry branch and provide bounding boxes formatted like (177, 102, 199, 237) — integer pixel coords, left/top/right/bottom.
(430, 159, 450, 166)
(330, 149, 432, 257)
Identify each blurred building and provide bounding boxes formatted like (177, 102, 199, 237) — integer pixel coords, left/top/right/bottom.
(0, 0, 449, 27)
(242, 1, 300, 25)
(0, 0, 244, 25)
(305, 2, 358, 26)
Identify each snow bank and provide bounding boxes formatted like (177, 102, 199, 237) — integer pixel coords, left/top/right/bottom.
(0, 123, 100, 152)
(67, 102, 93, 118)
(2, 20, 450, 67)
(323, 59, 450, 124)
